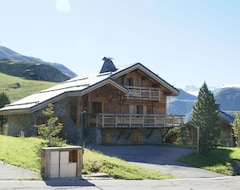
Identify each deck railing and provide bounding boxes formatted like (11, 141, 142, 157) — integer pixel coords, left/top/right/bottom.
(125, 86, 160, 101)
(96, 113, 184, 128)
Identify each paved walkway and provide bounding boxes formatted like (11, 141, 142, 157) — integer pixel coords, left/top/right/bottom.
(88, 145, 225, 178)
(1, 177, 240, 190)
(0, 145, 235, 189)
(0, 145, 224, 180)
(0, 161, 40, 180)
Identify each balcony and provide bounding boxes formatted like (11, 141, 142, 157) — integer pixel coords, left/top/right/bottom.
(125, 86, 160, 101)
(96, 113, 184, 128)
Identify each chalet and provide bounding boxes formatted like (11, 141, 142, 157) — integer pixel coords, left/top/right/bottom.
(0, 58, 184, 145)
(185, 111, 236, 147)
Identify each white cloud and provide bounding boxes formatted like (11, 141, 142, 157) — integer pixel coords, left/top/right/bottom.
(55, 0, 71, 13)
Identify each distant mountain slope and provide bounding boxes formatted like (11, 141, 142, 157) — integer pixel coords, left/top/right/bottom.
(0, 72, 56, 103)
(0, 46, 77, 82)
(167, 89, 197, 115)
(176, 88, 197, 100)
(215, 87, 240, 111)
(167, 87, 240, 116)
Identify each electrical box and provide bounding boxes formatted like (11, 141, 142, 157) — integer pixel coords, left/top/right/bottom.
(41, 146, 83, 179)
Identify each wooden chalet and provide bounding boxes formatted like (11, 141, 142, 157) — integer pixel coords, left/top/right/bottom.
(185, 111, 236, 147)
(0, 57, 184, 145)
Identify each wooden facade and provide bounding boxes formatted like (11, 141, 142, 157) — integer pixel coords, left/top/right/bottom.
(72, 68, 184, 144)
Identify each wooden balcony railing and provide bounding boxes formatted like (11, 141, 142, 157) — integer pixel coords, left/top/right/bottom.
(95, 113, 184, 128)
(125, 86, 160, 101)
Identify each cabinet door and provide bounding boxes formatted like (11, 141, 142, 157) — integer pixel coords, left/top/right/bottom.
(50, 151, 59, 178)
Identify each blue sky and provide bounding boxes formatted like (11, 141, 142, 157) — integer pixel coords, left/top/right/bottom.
(1, 0, 240, 89)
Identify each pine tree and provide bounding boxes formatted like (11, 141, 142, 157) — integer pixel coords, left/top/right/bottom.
(0, 92, 10, 134)
(174, 127, 191, 145)
(191, 82, 220, 156)
(231, 112, 240, 147)
(35, 103, 65, 147)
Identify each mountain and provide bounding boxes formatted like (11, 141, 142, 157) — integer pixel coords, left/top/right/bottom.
(167, 86, 240, 116)
(167, 89, 197, 115)
(0, 46, 77, 82)
(215, 87, 240, 111)
(184, 85, 199, 96)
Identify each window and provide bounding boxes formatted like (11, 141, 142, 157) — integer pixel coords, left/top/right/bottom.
(70, 105, 77, 123)
(126, 78, 134, 86)
(135, 105, 143, 114)
(92, 102, 102, 114)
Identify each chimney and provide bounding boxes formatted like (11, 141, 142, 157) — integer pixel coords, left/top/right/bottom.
(100, 57, 117, 73)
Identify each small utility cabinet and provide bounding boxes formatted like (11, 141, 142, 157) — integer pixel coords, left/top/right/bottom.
(41, 146, 83, 179)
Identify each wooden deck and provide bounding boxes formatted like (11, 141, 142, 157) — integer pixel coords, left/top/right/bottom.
(95, 113, 184, 128)
(125, 86, 160, 101)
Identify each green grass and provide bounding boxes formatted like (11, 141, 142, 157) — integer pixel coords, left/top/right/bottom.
(178, 147, 240, 175)
(0, 135, 43, 172)
(0, 135, 172, 180)
(0, 73, 56, 102)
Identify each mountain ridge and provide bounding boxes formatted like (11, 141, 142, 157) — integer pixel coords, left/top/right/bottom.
(167, 86, 240, 115)
(0, 46, 77, 82)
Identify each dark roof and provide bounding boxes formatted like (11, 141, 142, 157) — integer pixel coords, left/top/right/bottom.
(220, 111, 235, 124)
(185, 110, 236, 125)
(100, 57, 117, 73)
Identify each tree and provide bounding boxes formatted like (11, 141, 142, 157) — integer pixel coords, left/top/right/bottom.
(0, 92, 10, 134)
(35, 103, 65, 147)
(174, 127, 191, 145)
(231, 112, 240, 147)
(191, 82, 220, 156)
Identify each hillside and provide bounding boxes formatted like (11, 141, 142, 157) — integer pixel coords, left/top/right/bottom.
(215, 87, 240, 111)
(167, 89, 197, 115)
(167, 87, 240, 115)
(0, 72, 56, 103)
(0, 46, 77, 82)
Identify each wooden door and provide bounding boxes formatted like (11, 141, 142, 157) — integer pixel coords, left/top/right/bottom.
(103, 131, 112, 144)
(133, 130, 142, 144)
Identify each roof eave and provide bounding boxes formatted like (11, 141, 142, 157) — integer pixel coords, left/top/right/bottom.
(0, 108, 31, 115)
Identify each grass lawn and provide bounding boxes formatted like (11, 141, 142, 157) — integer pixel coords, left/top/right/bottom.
(0, 73, 56, 103)
(178, 147, 240, 175)
(0, 135, 172, 180)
